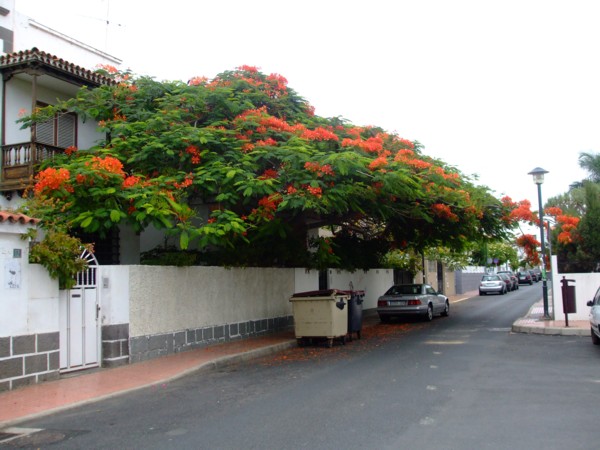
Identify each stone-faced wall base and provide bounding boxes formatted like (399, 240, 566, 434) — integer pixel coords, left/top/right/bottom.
(101, 324, 129, 368)
(0, 332, 60, 392)
(129, 315, 294, 363)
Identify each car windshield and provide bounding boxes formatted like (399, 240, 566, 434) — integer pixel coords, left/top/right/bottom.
(482, 275, 500, 281)
(385, 284, 423, 295)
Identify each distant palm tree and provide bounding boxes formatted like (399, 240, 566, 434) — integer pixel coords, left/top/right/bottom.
(579, 151, 600, 183)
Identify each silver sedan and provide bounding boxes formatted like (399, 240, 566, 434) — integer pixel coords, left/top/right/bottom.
(377, 283, 449, 323)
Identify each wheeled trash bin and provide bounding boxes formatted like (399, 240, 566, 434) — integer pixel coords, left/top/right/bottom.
(342, 290, 365, 341)
(289, 289, 350, 347)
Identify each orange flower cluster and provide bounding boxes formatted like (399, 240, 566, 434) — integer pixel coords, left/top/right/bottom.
(237, 65, 259, 73)
(509, 199, 534, 223)
(258, 168, 278, 179)
(516, 233, 541, 265)
(64, 146, 77, 156)
(97, 64, 118, 74)
(431, 166, 460, 183)
(368, 156, 389, 171)
(395, 138, 415, 149)
(112, 107, 126, 122)
(555, 214, 580, 244)
(188, 76, 208, 86)
(557, 215, 579, 230)
(34, 167, 73, 195)
(431, 203, 459, 222)
(185, 145, 201, 165)
(558, 232, 573, 244)
(400, 156, 432, 170)
(264, 73, 288, 98)
(123, 175, 141, 188)
(174, 173, 194, 189)
(306, 186, 323, 198)
(252, 193, 282, 220)
(304, 161, 335, 177)
(241, 142, 255, 153)
(256, 137, 277, 147)
(341, 136, 384, 153)
(87, 156, 125, 176)
(300, 127, 339, 142)
(544, 206, 563, 217)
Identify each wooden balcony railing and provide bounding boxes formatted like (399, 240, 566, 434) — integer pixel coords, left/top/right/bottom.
(1, 142, 64, 191)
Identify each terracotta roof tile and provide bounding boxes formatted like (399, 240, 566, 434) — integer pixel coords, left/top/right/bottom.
(0, 47, 116, 86)
(0, 211, 40, 225)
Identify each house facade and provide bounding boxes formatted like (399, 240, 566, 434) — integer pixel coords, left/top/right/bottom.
(0, 0, 120, 209)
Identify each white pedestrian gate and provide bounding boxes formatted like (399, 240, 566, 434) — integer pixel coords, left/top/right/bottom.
(59, 249, 100, 372)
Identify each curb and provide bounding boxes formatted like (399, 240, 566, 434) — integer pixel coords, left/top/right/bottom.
(511, 322, 589, 336)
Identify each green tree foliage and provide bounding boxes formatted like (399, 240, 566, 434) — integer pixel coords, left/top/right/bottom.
(566, 182, 600, 271)
(21, 66, 510, 269)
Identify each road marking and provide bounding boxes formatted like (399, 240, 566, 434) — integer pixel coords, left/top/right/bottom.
(424, 340, 465, 345)
(0, 427, 43, 443)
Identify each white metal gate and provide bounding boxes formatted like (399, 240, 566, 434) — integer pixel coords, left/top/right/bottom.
(59, 249, 100, 372)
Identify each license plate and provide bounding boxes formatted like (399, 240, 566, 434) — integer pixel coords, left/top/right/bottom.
(389, 300, 406, 306)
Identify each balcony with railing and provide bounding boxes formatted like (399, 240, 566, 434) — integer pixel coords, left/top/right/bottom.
(1, 142, 64, 191)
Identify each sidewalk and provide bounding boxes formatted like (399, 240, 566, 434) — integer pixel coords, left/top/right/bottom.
(0, 291, 589, 429)
(511, 299, 589, 336)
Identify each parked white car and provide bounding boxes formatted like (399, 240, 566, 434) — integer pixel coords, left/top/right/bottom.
(586, 286, 600, 345)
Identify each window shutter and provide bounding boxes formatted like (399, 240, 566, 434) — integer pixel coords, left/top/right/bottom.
(36, 119, 54, 145)
(57, 113, 76, 148)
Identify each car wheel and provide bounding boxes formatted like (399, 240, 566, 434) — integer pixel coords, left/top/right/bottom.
(592, 329, 600, 345)
(479, 291, 485, 296)
(441, 301, 449, 317)
(424, 304, 434, 321)
(529, 281, 533, 285)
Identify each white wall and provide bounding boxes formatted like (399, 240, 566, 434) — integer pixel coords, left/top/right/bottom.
(126, 266, 296, 338)
(98, 265, 130, 325)
(329, 268, 394, 310)
(3, 76, 105, 147)
(11, 9, 121, 69)
(0, 228, 28, 335)
(551, 255, 599, 321)
(293, 268, 318, 293)
(0, 222, 58, 337)
(3, 76, 31, 143)
(26, 264, 59, 332)
(103, 265, 393, 339)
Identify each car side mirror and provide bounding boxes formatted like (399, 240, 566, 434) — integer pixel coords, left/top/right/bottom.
(587, 301, 594, 307)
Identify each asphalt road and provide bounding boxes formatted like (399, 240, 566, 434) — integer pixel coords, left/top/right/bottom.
(4, 284, 599, 449)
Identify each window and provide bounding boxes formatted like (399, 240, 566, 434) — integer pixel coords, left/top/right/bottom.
(35, 102, 77, 148)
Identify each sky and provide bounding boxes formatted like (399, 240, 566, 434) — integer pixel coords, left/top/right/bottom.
(15, 0, 600, 206)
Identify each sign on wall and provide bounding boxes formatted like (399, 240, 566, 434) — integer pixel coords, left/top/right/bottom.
(4, 259, 21, 289)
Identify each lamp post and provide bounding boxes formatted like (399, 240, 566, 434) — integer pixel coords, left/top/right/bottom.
(528, 167, 551, 319)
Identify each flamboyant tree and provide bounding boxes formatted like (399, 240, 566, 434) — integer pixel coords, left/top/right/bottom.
(21, 65, 511, 269)
(500, 194, 581, 270)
